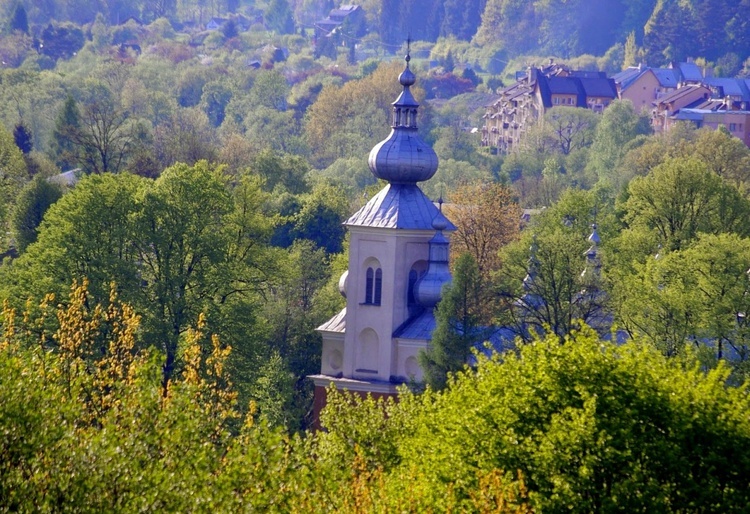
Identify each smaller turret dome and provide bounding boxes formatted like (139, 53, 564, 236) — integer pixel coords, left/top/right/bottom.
(414, 213, 452, 308)
(338, 270, 348, 298)
(399, 62, 416, 87)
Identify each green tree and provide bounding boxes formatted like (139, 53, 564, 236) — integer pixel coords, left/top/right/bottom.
(131, 162, 251, 385)
(495, 189, 615, 339)
(400, 328, 750, 512)
(3, 164, 275, 388)
(258, 239, 333, 429)
(8, 3, 28, 34)
(691, 127, 750, 193)
(250, 149, 309, 195)
(154, 107, 217, 169)
(291, 182, 349, 254)
(52, 94, 82, 170)
(543, 106, 599, 156)
(0, 122, 28, 216)
(617, 234, 750, 366)
(265, 0, 295, 34)
(249, 70, 289, 111)
(586, 99, 650, 189)
(623, 157, 750, 251)
(54, 85, 135, 175)
(420, 253, 486, 390)
(2, 173, 145, 305)
(623, 30, 638, 68)
(11, 176, 62, 253)
(200, 80, 232, 127)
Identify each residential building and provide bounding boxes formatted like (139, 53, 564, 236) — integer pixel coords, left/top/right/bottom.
(650, 73, 750, 146)
(482, 62, 617, 153)
(614, 61, 704, 114)
(314, 4, 365, 39)
(651, 84, 711, 133)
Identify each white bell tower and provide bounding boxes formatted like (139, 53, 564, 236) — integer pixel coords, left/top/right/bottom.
(310, 47, 454, 426)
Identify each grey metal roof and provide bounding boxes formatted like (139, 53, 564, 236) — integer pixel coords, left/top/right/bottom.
(672, 109, 710, 121)
(677, 62, 703, 82)
(546, 76, 579, 95)
(393, 309, 436, 340)
(473, 327, 519, 359)
(704, 78, 750, 100)
(368, 129, 438, 183)
(346, 183, 457, 231)
(317, 308, 346, 333)
(655, 84, 709, 105)
(579, 77, 617, 98)
(652, 68, 680, 88)
(612, 67, 643, 89)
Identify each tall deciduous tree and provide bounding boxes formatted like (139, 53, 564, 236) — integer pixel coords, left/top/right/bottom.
(54, 85, 135, 175)
(11, 176, 62, 253)
(617, 234, 750, 368)
(3, 163, 276, 388)
(543, 106, 599, 156)
(623, 157, 750, 251)
(444, 182, 521, 277)
(586, 99, 650, 189)
(0, 122, 28, 233)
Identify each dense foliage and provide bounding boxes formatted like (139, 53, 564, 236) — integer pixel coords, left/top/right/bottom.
(4, 285, 748, 512)
(1, 1, 750, 510)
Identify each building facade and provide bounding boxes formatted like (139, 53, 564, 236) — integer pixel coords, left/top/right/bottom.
(482, 62, 617, 153)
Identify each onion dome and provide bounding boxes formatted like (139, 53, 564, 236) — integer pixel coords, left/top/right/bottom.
(368, 49, 438, 184)
(414, 209, 452, 308)
(580, 224, 601, 284)
(518, 234, 544, 311)
(522, 235, 539, 292)
(338, 270, 348, 298)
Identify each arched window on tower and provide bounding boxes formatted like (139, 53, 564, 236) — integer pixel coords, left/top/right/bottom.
(364, 267, 383, 305)
(365, 268, 374, 303)
(374, 268, 382, 305)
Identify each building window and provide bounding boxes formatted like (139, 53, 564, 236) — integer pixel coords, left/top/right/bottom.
(374, 269, 382, 305)
(553, 97, 559, 105)
(730, 123, 737, 131)
(364, 267, 382, 305)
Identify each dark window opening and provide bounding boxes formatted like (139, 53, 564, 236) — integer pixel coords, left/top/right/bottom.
(365, 267, 374, 304)
(374, 268, 382, 305)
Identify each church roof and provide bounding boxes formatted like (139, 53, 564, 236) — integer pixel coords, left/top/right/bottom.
(317, 307, 346, 333)
(346, 183, 456, 231)
(393, 309, 436, 340)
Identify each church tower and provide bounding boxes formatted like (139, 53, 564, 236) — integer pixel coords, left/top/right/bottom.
(310, 51, 454, 426)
